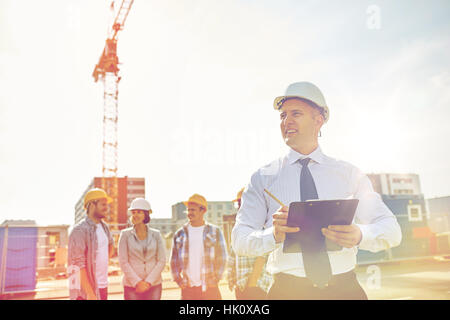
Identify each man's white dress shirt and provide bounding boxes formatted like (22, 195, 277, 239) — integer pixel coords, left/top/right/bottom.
(231, 146, 402, 278)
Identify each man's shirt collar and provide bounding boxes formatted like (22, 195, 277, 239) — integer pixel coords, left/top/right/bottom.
(85, 216, 96, 227)
(287, 145, 325, 165)
(85, 216, 104, 229)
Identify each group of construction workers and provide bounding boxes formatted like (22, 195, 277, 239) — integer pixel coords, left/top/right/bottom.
(68, 188, 261, 300)
(68, 81, 402, 300)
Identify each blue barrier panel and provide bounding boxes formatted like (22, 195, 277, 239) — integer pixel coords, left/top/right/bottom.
(0, 227, 5, 293)
(357, 250, 387, 264)
(4, 227, 38, 293)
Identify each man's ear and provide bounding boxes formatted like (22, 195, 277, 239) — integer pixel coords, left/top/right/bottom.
(315, 112, 325, 128)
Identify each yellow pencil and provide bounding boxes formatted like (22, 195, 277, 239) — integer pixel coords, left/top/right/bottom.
(264, 189, 286, 207)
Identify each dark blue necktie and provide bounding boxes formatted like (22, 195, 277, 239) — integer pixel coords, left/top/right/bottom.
(299, 158, 332, 288)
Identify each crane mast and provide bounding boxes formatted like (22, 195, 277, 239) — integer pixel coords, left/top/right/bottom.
(92, 0, 134, 236)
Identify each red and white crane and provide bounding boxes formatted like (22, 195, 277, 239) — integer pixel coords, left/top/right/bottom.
(92, 0, 134, 233)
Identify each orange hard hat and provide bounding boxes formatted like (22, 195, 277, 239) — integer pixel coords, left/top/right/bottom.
(183, 194, 208, 210)
(232, 187, 245, 202)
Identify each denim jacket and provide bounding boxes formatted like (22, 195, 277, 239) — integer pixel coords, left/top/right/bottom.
(68, 217, 114, 300)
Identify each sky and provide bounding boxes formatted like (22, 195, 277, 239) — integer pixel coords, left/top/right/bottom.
(1, 0, 449, 226)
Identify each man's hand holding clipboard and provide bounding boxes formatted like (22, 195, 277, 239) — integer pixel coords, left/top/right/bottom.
(265, 189, 300, 243)
(272, 205, 301, 243)
(283, 199, 360, 253)
(321, 222, 363, 249)
(266, 189, 362, 251)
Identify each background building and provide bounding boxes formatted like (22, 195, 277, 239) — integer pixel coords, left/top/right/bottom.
(149, 218, 178, 237)
(368, 173, 422, 196)
(359, 173, 433, 262)
(172, 202, 187, 222)
(206, 201, 235, 227)
(427, 196, 450, 253)
(74, 177, 145, 236)
(171, 201, 235, 228)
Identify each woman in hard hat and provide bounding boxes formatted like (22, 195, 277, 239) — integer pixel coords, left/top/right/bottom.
(118, 198, 166, 300)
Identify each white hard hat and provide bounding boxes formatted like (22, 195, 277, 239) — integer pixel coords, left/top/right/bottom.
(129, 198, 152, 213)
(273, 82, 329, 122)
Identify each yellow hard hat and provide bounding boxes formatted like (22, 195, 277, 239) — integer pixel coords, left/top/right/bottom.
(84, 188, 113, 209)
(232, 187, 245, 202)
(183, 194, 208, 210)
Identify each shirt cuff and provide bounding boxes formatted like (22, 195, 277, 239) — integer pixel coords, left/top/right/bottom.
(70, 259, 86, 270)
(355, 223, 375, 248)
(144, 275, 156, 286)
(130, 277, 141, 288)
(261, 227, 277, 254)
(174, 277, 183, 287)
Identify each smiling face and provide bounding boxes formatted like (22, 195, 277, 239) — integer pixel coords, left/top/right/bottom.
(186, 202, 206, 227)
(131, 209, 148, 225)
(279, 98, 324, 152)
(91, 198, 109, 220)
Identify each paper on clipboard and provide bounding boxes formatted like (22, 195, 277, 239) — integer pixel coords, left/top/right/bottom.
(283, 199, 359, 253)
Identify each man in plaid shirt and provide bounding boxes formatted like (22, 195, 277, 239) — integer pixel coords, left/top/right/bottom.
(227, 188, 273, 299)
(227, 250, 273, 299)
(170, 194, 228, 300)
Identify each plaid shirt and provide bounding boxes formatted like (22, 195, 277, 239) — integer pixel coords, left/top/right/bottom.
(170, 222, 227, 292)
(226, 249, 273, 293)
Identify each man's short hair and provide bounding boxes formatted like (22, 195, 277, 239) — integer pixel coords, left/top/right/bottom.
(280, 96, 326, 119)
(86, 200, 99, 212)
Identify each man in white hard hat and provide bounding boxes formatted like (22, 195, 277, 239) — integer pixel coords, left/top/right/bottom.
(231, 82, 402, 299)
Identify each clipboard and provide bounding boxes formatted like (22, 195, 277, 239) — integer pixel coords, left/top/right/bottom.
(283, 199, 359, 253)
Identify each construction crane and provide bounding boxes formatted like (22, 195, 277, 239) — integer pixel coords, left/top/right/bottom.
(92, 0, 134, 236)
